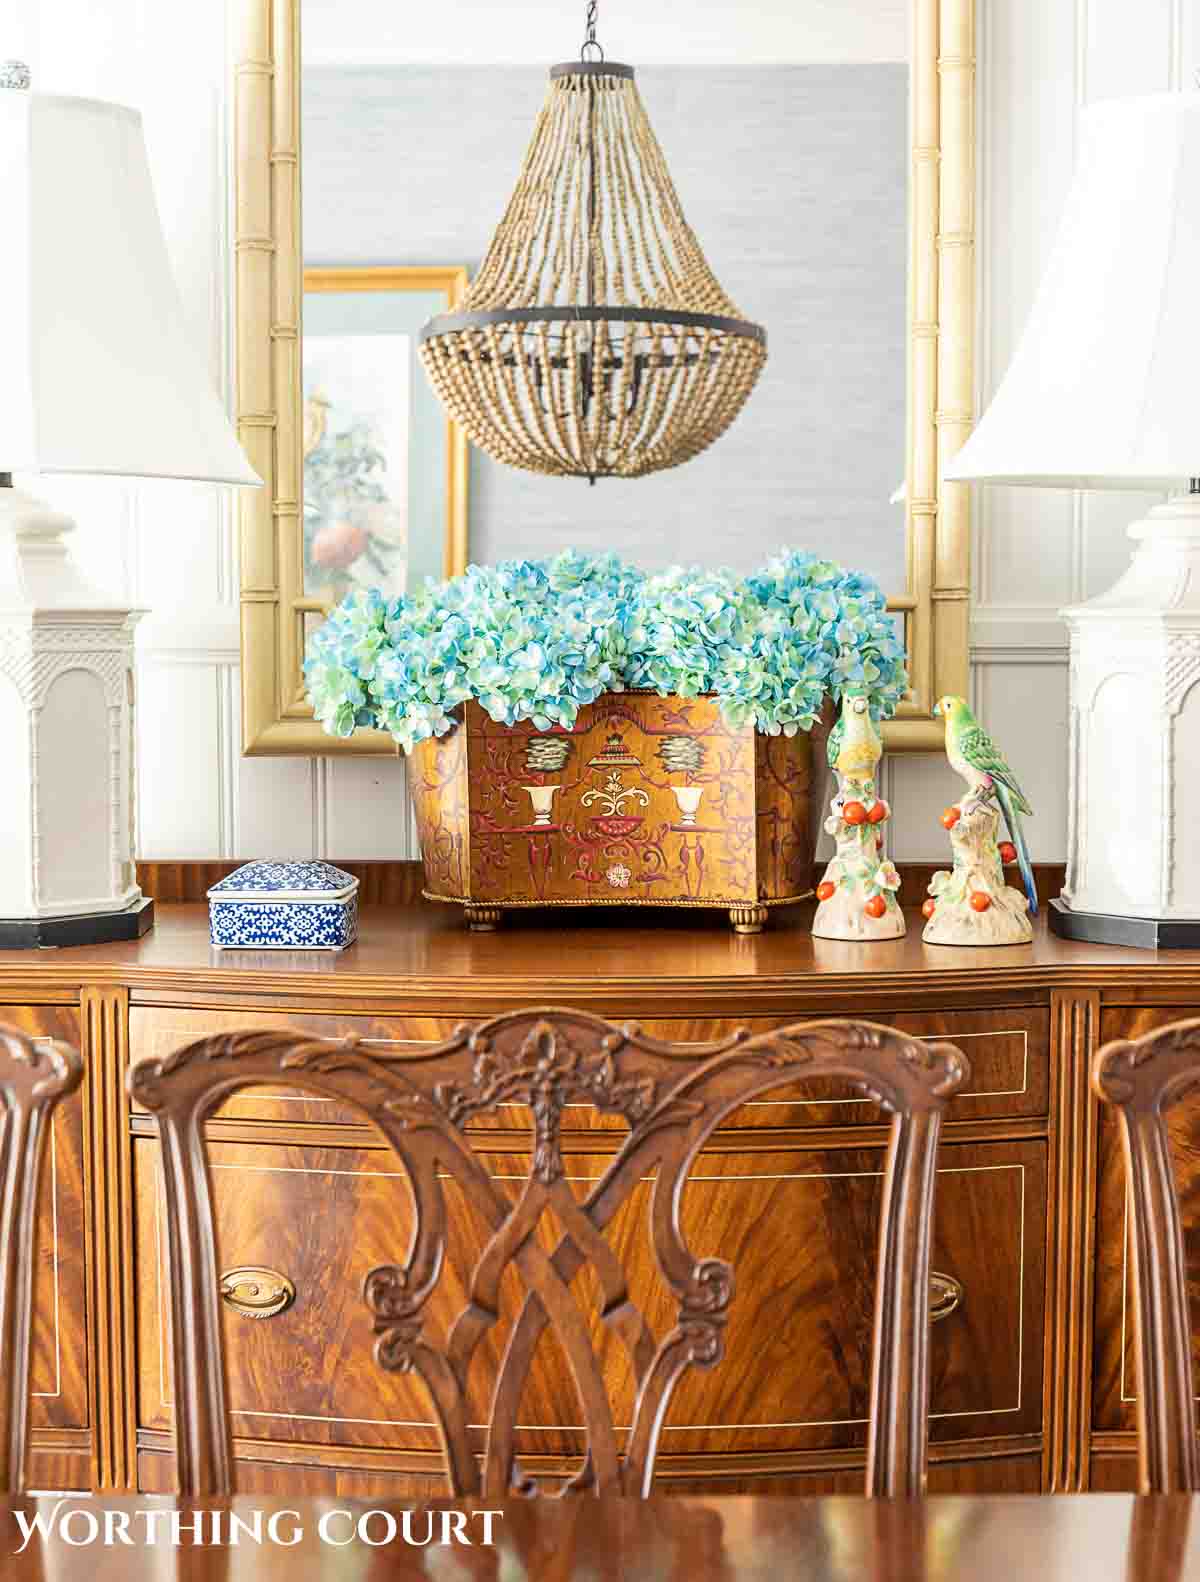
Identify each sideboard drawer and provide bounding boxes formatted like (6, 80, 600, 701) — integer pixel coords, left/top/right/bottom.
(129, 1004, 1048, 1131)
(672, 1007, 1049, 1128)
(134, 1133, 1045, 1463)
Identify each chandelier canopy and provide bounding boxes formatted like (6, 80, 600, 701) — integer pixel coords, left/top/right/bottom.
(419, 8, 767, 483)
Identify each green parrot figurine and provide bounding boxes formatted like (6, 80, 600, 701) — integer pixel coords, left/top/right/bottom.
(933, 694, 1037, 917)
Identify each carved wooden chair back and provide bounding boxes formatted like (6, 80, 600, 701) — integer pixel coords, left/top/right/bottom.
(130, 1013, 968, 1501)
(1093, 1018, 1200, 1492)
(0, 1024, 83, 1493)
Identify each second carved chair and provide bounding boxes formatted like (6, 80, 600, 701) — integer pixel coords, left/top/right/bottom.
(130, 1011, 968, 1500)
(1093, 1016, 1200, 1493)
(0, 1024, 84, 1494)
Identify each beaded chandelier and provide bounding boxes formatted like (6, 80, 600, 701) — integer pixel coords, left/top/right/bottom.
(419, 4, 767, 483)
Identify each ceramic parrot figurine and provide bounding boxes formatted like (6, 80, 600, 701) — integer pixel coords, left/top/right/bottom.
(933, 694, 1037, 916)
(827, 689, 882, 791)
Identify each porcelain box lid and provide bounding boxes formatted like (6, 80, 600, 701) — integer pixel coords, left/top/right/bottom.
(207, 860, 359, 904)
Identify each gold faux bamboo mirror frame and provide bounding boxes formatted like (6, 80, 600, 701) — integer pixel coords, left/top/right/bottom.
(234, 0, 973, 755)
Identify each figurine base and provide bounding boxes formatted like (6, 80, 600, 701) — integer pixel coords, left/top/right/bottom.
(922, 799, 1033, 947)
(1048, 897, 1200, 950)
(923, 893, 1033, 947)
(812, 893, 906, 941)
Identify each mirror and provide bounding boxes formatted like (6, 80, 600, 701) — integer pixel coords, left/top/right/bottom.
(235, 0, 973, 754)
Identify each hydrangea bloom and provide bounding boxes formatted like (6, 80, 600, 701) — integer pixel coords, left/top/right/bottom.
(724, 549, 907, 735)
(304, 547, 909, 749)
(623, 565, 752, 698)
(305, 588, 393, 739)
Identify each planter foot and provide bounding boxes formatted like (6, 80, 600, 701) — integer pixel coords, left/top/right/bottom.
(465, 905, 503, 932)
(729, 905, 768, 935)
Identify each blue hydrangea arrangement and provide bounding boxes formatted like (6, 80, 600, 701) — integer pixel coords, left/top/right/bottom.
(305, 547, 907, 752)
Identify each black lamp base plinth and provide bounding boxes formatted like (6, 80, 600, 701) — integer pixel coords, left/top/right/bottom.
(1048, 896, 1200, 950)
(0, 897, 155, 950)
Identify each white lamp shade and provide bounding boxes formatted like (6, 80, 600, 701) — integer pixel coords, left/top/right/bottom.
(0, 90, 259, 485)
(946, 93, 1200, 490)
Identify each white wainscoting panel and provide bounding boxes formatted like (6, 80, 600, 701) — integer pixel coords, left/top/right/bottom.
(136, 658, 227, 858)
(233, 713, 318, 861)
(324, 757, 413, 861)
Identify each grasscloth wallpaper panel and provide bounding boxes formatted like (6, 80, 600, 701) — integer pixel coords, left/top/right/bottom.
(302, 65, 909, 588)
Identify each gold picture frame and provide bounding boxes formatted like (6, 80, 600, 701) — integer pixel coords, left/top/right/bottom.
(234, 0, 972, 754)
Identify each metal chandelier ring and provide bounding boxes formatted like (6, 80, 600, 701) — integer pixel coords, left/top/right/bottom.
(549, 60, 634, 80)
(420, 306, 768, 347)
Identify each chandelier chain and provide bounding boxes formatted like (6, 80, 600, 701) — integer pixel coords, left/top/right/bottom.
(581, 1, 604, 63)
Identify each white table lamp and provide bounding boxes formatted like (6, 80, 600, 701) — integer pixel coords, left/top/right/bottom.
(945, 90, 1200, 948)
(0, 67, 259, 946)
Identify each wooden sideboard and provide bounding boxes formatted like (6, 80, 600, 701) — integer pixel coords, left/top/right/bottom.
(6, 901, 1199, 1498)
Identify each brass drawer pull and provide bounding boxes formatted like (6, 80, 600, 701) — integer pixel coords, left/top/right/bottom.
(219, 1266, 295, 1319)
(929, 1271, 963, 1323)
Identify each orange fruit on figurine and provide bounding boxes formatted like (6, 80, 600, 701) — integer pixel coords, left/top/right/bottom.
(941, 806, 961, 829)
(969, 891, 992, 912)
(816, 881, 836, 902)
(864, 895, 888, 919)
(867, 800, 889, 824)
(922, 898, 937, 919)
(999, 841, 1018, 865)
(842, 801, 868, 825)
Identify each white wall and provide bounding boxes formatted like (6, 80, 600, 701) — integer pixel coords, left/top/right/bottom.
(16, 0, 1198, 865)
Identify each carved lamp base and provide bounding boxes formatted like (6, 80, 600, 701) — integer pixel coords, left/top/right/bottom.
(0, 484, 147, 939)
(1061, 493, 1200, 944)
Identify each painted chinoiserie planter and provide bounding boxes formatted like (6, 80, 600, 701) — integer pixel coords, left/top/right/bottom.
(410, 695, 823, 932)
(305, 549, 907, 932)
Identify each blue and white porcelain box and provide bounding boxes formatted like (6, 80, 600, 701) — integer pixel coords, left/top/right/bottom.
(207, 861, 359, 950)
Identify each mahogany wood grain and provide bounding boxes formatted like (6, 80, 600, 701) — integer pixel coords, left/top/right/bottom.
(1093, 1017, 1200, 1492)
(128, 1016, 967, 1500)
(0, 1023, 83, 1492)
(1091, 1450, 1141, 1492)
(1, 1494, 1200, 1580)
